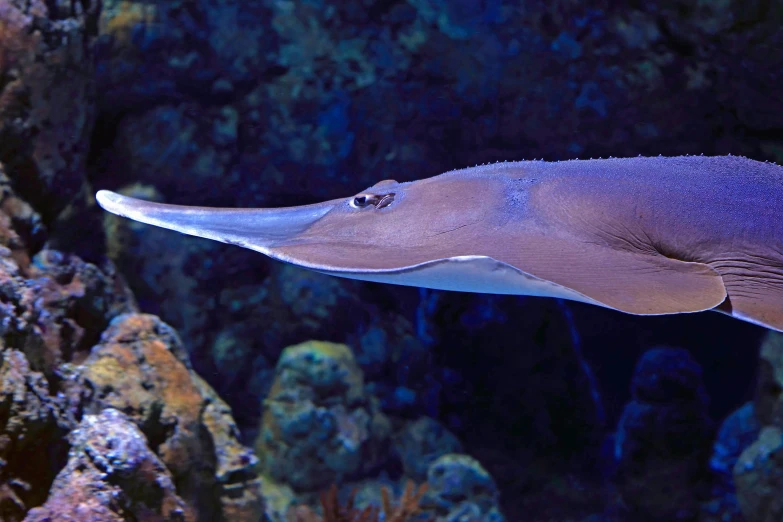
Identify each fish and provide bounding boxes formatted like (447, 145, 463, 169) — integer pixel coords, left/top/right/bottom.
(96, 155, 783, 331)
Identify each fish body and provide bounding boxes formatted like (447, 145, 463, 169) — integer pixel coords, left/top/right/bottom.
(97, 155, 783, 331)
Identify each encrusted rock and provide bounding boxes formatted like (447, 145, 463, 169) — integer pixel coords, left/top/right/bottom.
(754, 331, 783, 427)
(393, 416, 462, 482)
(25, 408, 188, 522)
(731, 332, 783, 522)
(611, 347, 713, 521)
(256, 341, 391, 491)
(191, 375, 265, 522)
(0, 348, 70, 521)
(23, 250, 138, 373)
(734, 426, 783, 522)
(0, 163, 44, 266)
(0, 193, 136, 378)
(0, 180, 141, 520)
(423, 454, 505, 522)
(704, 402, 759, 522)
(0, 0, 99, 221)
(78, 313, 263, 522)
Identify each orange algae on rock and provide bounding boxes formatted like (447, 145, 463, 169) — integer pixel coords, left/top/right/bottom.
(100, 1, 160, 49)
(79, 313, 263, 522)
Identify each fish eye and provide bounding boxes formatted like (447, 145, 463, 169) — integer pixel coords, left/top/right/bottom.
(351, 195, 372, 208)
(349, 192, 396, 209)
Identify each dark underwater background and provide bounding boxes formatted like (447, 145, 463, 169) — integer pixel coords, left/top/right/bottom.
(0, 0, 782, 521)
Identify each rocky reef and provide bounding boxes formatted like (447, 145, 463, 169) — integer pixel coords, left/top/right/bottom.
(733, 332, 783, 522)
(0, 163, 262, 519)
(76, 313, 264, 521)
(25, 408, 189, 521)
(1, 0, 782, 520)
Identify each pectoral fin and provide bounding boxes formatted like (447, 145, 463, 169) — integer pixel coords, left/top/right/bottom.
(551, 246, 728, 315)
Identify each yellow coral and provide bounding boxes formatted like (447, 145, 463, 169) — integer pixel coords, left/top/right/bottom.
(100, 1, 159, 48)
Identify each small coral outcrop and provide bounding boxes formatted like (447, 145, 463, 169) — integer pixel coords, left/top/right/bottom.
(707, 401, 759, 520)
(256, 341, 391, 491)
(734, 426, 783, 522)
(423, 454, 504, 522)
(611, 347, 713, 521)
(24, 408, 189, 522)
(393, 417, 462, 482)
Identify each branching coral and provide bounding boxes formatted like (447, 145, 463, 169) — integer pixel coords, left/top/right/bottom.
(287, 480, 430, 522)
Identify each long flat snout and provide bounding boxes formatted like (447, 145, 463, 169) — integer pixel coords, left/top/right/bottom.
(96, 190, 335, 253)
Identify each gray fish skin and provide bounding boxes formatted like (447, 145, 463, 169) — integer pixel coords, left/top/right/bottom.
(97, 155, 783, 331)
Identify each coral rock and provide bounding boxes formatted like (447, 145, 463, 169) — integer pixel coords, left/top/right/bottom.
(79, 313, 263, 522)
(424, 454, 504, 522)
(0, 187, 139, 520)
(732, 332, 783, 522)
(0, 0, 99, 221)
(24, 249, 138, 373)
(24, 408, 188, 522)
(0, 243, 136, 380)
(0, 348, 70, 522)
(256, 341, 391, 491)
(705, 402, 759, 521)
(393, 416, 462, 482)
(754, 332, 783, 427)
(733, 426, 783, 522)
(611, 347, 713, 521)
